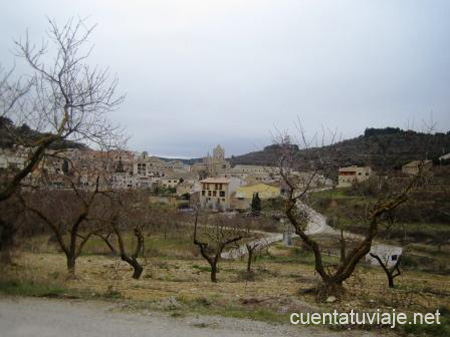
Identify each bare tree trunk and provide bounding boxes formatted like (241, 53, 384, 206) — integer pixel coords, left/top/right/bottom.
(193, 209, 242, 283)
(247, 247, 253, 272)
(210, 263, 218, 283)
(132, 263, 143, 279)
(388, 274, 395, 289)
(246, 243, 258, 273)
(0, 219, 15, 264)
(120, 253, 143, 279)
(370, 253, 401, 289)
(112, 220, 145, 280)
(66, 255, 76, 276)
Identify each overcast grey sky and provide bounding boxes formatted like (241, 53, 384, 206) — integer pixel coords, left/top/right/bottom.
(1, 1, 449, 158)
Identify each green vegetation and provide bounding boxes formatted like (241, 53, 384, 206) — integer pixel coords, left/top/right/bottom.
(175, 297, 289, 323)
(0, 279, 64, 297)
(311, 182, 450, 275)
(261, 196, 285, 212)
(402, 307, 450, 337)
(151, 185, 177, 196)
(251, 193, 262, 215)
(24, 227, 197, 259)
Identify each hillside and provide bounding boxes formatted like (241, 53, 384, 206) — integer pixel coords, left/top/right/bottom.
(0, 117, 87, 150)
(230, 127, 450, 172)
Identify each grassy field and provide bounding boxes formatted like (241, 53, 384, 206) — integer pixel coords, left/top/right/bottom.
(311, 188, 450, 275)
(1, 234, 449, 336)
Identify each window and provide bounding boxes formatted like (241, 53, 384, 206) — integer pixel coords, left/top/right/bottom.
(391, 255, 398, 261)
(137, 163, 146, 176)
(202, 191, 205, 196)
(213, 191, 217, 197)
(219, 183, 223, 190)
(222, 198, 225, 202)
(208, 191, 212, 196)
(220, 191, 225, 197)
(215, 184, 218, 190)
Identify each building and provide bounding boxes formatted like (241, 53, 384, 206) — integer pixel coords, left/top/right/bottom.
(365, 244, 403, 268)
(401, 160, 433, 176)
(337, 166, 372, 188)
(200, 177, 239, 210)
(439, 152, 450, 162)
(229, 164, 280, 184)
(200, 177, 230, 210)
(133, 153, 166, 179)
(0, 147, 27, 170)
(199, 176, 245, 210)
(164, 160, 188, 171)
(232, 182, 280, 210)
(176, 180, 202, 197)
(191, 145, 231, 177)
(231, 164, 277, 175)
(159, 172, 198, 189)
(110, 171, 134, 189)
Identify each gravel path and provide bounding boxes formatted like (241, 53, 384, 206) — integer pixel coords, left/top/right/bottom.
(221, 202, 334, 259)
(0, 297, 380, 337)
(223, 201, 400, 260)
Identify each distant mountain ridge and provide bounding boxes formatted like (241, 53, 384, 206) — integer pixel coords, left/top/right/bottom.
(229, 127, 450, 171)
(3, 119, 449, 171)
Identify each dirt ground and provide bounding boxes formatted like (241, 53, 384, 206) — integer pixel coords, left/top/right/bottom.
(5, 245, 449, 316)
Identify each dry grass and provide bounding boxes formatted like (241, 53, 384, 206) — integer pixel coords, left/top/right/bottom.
(3, 242, 449, 316)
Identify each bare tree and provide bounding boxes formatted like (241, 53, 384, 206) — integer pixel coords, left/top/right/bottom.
(111, 216, 144, 280)
(91, 190, 152, 279)
(0, 17, 123, 201)
(277, 126, 424, 295)
(370, 253, 402, 288)
(242, 218, 267, 274)
(21, 177, 102, 276)
(245, 242, 259, 273)
(0, 18, 124, 262)
(193, 210, 243, 282)
(0, 195, 25, 264)
(101, 191, 150, 280)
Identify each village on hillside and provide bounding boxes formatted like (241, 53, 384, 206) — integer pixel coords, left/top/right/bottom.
(1, 143, 446, 213)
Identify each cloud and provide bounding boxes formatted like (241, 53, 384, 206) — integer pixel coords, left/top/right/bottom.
(1, 0, 449, 157)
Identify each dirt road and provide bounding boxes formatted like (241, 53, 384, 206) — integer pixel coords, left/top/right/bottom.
(0, 297, 377, 337)
(221, 202, 334, 259)
(223, 201, 400, 260)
